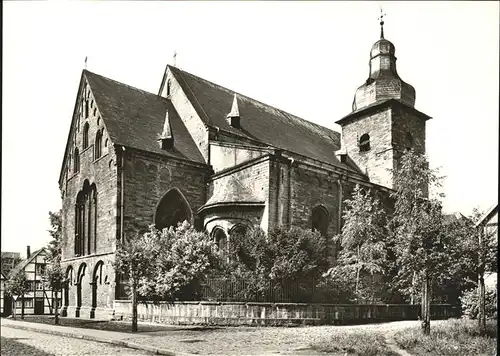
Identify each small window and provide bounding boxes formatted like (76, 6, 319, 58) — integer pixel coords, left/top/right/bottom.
(24, 299, 33, 308)
(83, 122, 89, 149)
(73, 147, 80, 173)
(166, 80, 171, 96)
(95, 130, 102, 159)
(104, 138, 108, 148)
(85, 99, 89, 118)
(359, 133, 370, 152)
(97, 116, 100, 126)
(35, 281, 43, 290)
(93, 108, 97, 117)
(405, 132, 413, 151)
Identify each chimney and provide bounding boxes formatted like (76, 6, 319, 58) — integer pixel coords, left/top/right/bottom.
(27, 245, 31, 259)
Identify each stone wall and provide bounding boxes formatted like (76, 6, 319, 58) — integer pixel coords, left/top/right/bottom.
(61, 78, 119, 318)
(113, 300, 460, 326)
(122, 149, 210, 238)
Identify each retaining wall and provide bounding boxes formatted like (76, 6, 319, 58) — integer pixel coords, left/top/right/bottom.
(112, 301, 460, 326)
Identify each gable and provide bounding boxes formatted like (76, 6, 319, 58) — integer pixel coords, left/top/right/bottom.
(167, 66, 354, 170)
(83, 71, 205, 164)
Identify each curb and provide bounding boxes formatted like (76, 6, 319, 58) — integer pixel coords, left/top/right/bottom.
(2, 322, 189, 356)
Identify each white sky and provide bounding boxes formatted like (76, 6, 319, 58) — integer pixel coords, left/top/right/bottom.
(2, 1, 498, 255)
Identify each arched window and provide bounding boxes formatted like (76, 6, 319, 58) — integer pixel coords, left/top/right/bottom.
(230, 224, 249, 240)
(212, 227, 228, 254)
(73, 147, 80, 173)
(154, 188, 192, 230)
(359, 133, 370, 152)
(166, 80, 171, 96)
(83, 123, 89, 149)
(95, 130, 102, 159)
(311, 205, 329, 237)
(85, 99, 89, 118)
(75, 182, 98, 256)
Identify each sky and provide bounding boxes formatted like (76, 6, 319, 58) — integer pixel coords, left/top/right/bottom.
(2, 1, 498, 255)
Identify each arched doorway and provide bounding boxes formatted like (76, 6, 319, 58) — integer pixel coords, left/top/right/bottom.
(90, 261, 104, 319)
(154, 188, 192, 230)
(62, 266, 74, 317)
(76, 263, 86, 317)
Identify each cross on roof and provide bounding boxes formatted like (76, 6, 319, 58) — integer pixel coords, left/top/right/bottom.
(378, 8, 386, 39)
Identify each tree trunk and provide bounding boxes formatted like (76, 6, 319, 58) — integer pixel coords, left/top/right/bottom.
(131, 282, 138, 333)
(478, 273, 486, 335)
(477, 229, 486, 335)
(12, 299, 16, 320)
(410, 271, 416, 305)
(54, 289, 60, 325)
(355, 245, 360, 301)
(420, 272, 431, 335)
(21, 293, 25, 320)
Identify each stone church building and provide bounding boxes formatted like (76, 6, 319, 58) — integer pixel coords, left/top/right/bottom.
(58, 26, 430, 318)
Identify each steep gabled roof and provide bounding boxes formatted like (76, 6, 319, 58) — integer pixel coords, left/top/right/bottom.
(83, 70, 205, 164)
(168, 66, 354, 170)
(8, 248, 46, 279)
(476, 204, 498, 227)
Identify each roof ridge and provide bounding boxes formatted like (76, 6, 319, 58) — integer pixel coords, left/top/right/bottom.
(84, 70, 160, 98)
(168, 66, 338, 136)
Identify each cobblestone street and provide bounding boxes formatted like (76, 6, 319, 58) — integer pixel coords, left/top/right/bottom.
(0, 326, 153, 356)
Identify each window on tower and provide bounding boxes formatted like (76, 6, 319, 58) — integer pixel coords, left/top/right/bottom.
(359, 133, 370, 152)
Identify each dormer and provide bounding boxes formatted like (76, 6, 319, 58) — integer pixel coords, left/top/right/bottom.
(159, 109, 174, 150)
(227, 94, 240, 128)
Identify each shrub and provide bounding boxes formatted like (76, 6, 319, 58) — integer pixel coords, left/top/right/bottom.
(394, 318, 497, 356)
(460, 287, 497, 320)
(311, 331, 399, 356)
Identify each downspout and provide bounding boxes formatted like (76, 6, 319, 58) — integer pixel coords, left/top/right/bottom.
(287, 158, 295, 228)
(276, 157, 281, 227)
(120, 146, 126, 243)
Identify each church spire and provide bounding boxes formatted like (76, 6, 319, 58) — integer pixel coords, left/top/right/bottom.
(378, 8, 386, 39)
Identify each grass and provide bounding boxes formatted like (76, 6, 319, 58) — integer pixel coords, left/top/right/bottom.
(310, 331, 400, 356)
(393, 318, 497, 356)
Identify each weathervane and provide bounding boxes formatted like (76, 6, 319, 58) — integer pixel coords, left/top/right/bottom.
(173, 51, 177, 67)
(378, 8, 386, 39)
(85, 56, 88, 70)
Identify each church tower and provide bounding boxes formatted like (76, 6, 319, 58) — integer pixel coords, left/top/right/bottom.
(336, 14, 431, 189)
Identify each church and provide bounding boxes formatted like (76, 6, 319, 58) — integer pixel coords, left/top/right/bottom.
(58, 22, 430, 318)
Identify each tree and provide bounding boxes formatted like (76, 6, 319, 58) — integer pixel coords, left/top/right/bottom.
(448, 208, 497, 334)
(114, 228, 159, 332)
(223, 226, 329, 302)
(390, 149, 450, 335)
(114, 221, 218, 332)
(43, 210, 64, 325)
(5, 269, 29, 320)
(139, 221, 219, 301)
(326, 184, 389, 303)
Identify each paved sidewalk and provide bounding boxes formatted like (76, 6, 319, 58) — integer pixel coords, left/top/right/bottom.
(1, 318, 187, 356)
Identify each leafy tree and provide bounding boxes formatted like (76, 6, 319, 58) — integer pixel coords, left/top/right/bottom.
(447, 208, 498, 334)
(5, 269, 29, 319)
(326, 184, 389, 303)
(114, 221, 218, 332)
(223, 226, 328, 302)
(390, 149, 450, 335)
(43, 210, 64, 324)
(114, 227, 159, 332)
